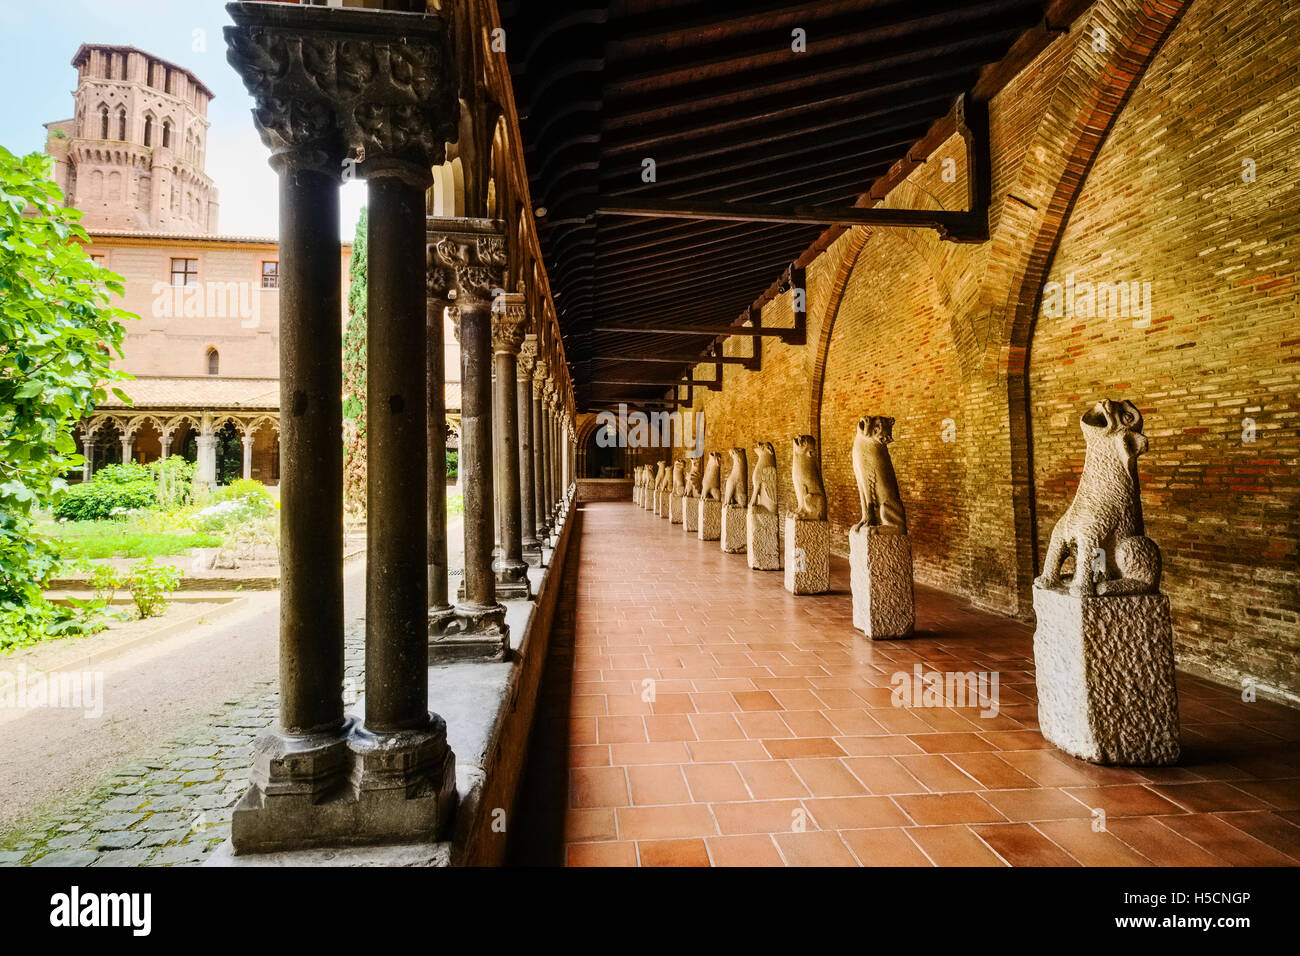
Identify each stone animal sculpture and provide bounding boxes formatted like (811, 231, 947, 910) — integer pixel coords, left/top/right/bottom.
(723, 447, 748, 506)
(700, 451, 723, 500)
(790, 434, 827, 521)
(653, 461, 667, 492)
(1034, 398, 1161, 597)
(749, 441, 778, 514)
(671, 459, 686, 496)
(684, 456, 703, 498)
(852, 415, 907, 532)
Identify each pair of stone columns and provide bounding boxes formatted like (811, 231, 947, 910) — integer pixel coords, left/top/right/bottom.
(225, 1, 460, 853)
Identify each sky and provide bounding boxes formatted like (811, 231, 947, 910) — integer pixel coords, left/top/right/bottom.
(0, 0, 366, 240)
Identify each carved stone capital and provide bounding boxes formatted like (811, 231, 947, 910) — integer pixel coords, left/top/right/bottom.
(428, 217, 506, 309)
(447, 304, 462, 344)
(532, 357, 550, 392)
(492, 291, 529, 355)
(518, 334, 538, 379)
(225, 3, 457, 180)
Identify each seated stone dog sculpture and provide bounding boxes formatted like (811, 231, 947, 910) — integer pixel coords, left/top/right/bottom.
(1034, 398, 1161, 597)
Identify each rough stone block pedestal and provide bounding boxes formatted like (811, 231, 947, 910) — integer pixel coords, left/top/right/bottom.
(849, 526, 915, 639)
(1032, 586, 1181, 766)
(746, 510, 781, 570)
(653, 490, 664, 516)
(683, 496, 699, 532)
(669, 493, 683, 523)
(698, 499, 721, 541)
(721, 504, 746, 553)
(783, 516, 829, 594)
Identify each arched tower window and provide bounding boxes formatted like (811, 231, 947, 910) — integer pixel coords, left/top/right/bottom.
(206, 348, 219, 376)
(143, 116, 152, 147)
(99, 105, 109, 139)
(117, 108, 127, 142)
(162, 120, 171, 149)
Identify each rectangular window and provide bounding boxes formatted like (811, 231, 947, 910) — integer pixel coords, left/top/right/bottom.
(170, 257, 198, 287)
(261, 261, 279, 289)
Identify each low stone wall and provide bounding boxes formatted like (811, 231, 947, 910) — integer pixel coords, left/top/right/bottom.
(451, 489, 579, 866)
(576, 478, 632, 502)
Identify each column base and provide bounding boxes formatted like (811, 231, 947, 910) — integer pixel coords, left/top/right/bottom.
(493, 559, 533, 600)
(683, 496, 699, 532)
(522, 540, 543, 567)
(427, 604, 457, 637)
(746, 509, 782, 570)
(849, 526, 915, 638)
(230, 716, 457, 855)
(1032, 586, 1181, 766)
(430, 602, 509, 662)
(669, 493, 683, 524)
(698, 498, 721, 541)
(721, 503, 746, 552)
(784, 516, 830, 594)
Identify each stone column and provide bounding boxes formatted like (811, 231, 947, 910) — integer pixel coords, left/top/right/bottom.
(121, 432, 134, 466)
(195, 422, 217, 488)
(426, 265, 454, 634)
(431, 220, 509, 660)
(490, 289, 531, 599)
(225, 0, 458, 853)
(159, 433, 172, 460)
(363, 162, 438, 742)
(532, 358, 551, 548)
(518, 335, 541, 566)
(241, 433, 254, 480)
(81, 435, 95, 481)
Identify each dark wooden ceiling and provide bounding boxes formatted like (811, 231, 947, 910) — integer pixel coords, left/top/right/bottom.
(498, 0, 1070, 411)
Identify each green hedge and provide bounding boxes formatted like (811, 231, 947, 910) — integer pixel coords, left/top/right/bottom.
(53, 479, 156, 520)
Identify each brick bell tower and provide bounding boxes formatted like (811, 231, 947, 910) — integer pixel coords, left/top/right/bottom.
(44, 44, 220, 233)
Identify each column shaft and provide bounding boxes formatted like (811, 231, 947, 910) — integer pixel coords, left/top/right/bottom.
(427, 296, 452, 615)
(277, 167, 344, 736)
(517, 359, 539, 560)
(459, 302, 496, 609)
(364, 177, 428, 733)
(492, 343, 529, 594)
(532, 383, 548, 542)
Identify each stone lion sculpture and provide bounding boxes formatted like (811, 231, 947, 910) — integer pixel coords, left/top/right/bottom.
(684, 456, 702, 498)
(723, 447, 747, 506)
(653, 460, 667, 492)
(700, 451, 722, 500)
(749, 441, 778, 514)
(671, 459, 686, 496)
(1034, 398, 1161, 597)
(791, 434, 827, 521)
(852, 415, 906, 532)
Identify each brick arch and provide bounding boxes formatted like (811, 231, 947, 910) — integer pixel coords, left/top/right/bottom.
(989, 0, 1193, 364)
(805, 227, 869, 446)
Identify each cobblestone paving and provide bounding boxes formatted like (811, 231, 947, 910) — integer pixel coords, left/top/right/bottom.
(0, 628, 366, 867)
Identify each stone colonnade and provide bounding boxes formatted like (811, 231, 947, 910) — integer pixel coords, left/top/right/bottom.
(223, 0, 575, 855)
(76, 410, 279, 484)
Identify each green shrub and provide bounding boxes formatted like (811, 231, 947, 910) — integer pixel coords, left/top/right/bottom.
(446, 449, 458, 481)
(215, 478, 273, 507)
(150, 455, 197, 510)
(91, 462, 153, 485)
(53, 478, 157, 521)
(125, 557, 183, 618)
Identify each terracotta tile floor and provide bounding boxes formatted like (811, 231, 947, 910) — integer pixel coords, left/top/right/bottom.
(506, 502, 1300, 867)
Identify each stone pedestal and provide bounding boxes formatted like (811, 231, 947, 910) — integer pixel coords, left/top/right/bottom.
(698, 499, 721, 541)
(746, 510, 781, 570)
(653, 489, 664, 516)
(784, 516, 829, 594)
(1032, 586, 1180, 766)
(849, 526, 915, 639)
(669, 493, 684, 524)
(660, 491, 671, 520)
(683, 496, 699, 532)
(721, 504, 746, 553)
